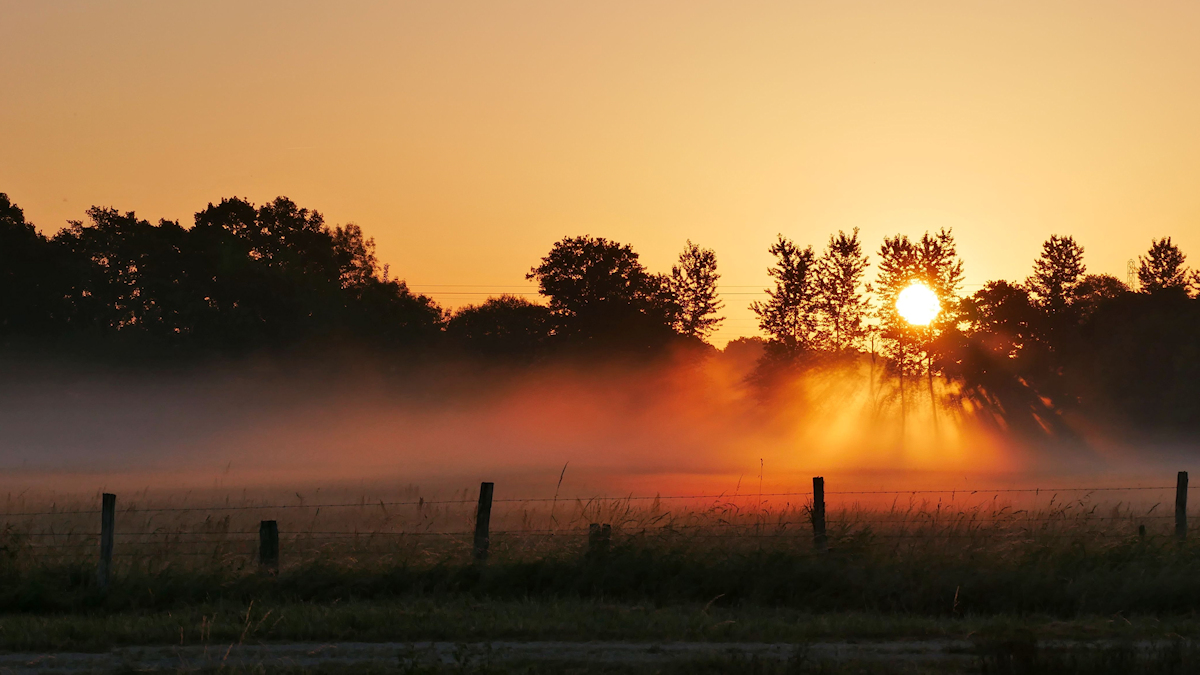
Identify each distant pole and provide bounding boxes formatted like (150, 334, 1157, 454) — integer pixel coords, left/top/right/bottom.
(812, 477, 827, 551)
(259, 520, 279, 574)
(474, 482, 494, 562)
(1176, 471, 1188, 541)
(97, 493, 115, 590)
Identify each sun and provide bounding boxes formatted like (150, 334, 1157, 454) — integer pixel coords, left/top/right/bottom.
(896, 282, 940, 326)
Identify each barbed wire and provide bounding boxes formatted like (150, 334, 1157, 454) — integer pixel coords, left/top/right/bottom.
(7, 520, 1183, 548)
(6, 514, 1178, 543)
(826, 487, 1177, 495)
(0, 485, 1191, 518)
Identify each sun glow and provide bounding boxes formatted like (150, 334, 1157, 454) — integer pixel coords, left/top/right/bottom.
(896, 283, 940, 326)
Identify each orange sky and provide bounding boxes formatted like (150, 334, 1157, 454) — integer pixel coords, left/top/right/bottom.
(3, 1, 1199, 345)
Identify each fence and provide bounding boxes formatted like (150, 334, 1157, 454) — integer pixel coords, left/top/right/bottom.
(2, 471, 1195, 587)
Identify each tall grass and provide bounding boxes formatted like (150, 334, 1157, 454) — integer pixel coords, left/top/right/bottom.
(1, 487, 1194, 615)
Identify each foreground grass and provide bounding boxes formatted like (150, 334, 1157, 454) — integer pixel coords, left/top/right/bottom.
(7, 530, 1200, 616)
(2, 598, 1200, 652)
(117, 651, 1200, 675)
(8, 499, 1200, 674)
(5, 629, 1200, 674)
(8, 498, 1200, 671)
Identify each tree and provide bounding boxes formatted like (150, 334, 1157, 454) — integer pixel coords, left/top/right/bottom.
(874, 229, 964, 364)
(0, 193, 68, 341)
(331, 223, 380, 290)
(54, 206, 191, 337)
(1073, 274, 1129, 320)
(914, 229, 966, 312)
(813, 229, 870, 351)
(527, 235, 679, 348)
(1026, 235, 1086, 312)
(1075, 288, 1200, 431)
(670, 240, 723, 340)
(187, 197, 355, 344)
(447, 295, 552, 357)
(960, 281, 1038, 361)
(1137, 237, 1189, 293)
(750, 235, 819, 352)
(874, 235, 920, 344)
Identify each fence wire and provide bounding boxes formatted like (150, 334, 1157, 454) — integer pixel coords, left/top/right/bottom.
(2, 484, 1189, 517)
(2, 477, 1194, 564)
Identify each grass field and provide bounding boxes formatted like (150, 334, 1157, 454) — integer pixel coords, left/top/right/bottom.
(3, 488, 1199, 672)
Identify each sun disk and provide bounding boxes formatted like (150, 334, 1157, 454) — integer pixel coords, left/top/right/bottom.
(896, 283, 940, 326)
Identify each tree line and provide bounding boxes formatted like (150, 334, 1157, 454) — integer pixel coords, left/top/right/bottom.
(744, 226, 1200, 437)
(2, 191, 1198, 436)
(0, 193, 721, 359)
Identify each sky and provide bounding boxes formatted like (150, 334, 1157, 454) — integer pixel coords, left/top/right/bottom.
(3, 1, 1200, 345)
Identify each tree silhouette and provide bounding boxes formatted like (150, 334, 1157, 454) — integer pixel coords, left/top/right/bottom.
(750, 235, 819, 353)
(1026, 235, 1085, 313)
(15, 187, 1200, 441)
(874, 229, 964, 368)
(873, 234, 920, 347)
(0, 193, 446, 355)
(669, 240, 723, 340)
(813, 228, 870, 351)
(960, 281, 1039, 362)
(187, 196, 444, 350)
(1073, 274, 1129, 320)
(527, 235, 679, 349)
(447, 295, 552, 358)
(944, 279, 1083, 441)
(1137, 237, 1189, 294)
(0, 193, 68, 342)
(1074, 289, 1200, 431)
(54, 207, 191, 338)
(915, 229, 965, 310)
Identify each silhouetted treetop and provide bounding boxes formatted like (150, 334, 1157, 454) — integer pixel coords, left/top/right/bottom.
(447, 295, 551, 358)
(873, 229, 964, 372)
(1027, 235, 1086, 312)
(814, 228, 870, 351)
(0, 193, 33, 238)
(960, 280, 1038, 361)
(0, 193, 69, 340)
(1138, 237, 1189, 294)
(751, 234, 819, 353)
(670, 240, 723, 339)
(1, 193, 441, 356)
(1073, 273, 1129, 320)
(527, 235, 681, 350)
(193, 197, 378, 290)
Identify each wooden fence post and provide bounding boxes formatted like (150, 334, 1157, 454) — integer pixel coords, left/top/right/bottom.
(474, 482, 494, 562)
(812, 477, 827, 551)
(97, 493, 115, 589)
(1177, 471, 1188, 541)
(259, 520, 279, 574)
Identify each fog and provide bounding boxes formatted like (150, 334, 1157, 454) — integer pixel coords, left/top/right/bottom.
(0, 350, 1191, 503)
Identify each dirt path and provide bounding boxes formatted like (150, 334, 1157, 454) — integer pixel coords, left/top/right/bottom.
(0, 639, 977, 673)
(2, 638, 1191, 673)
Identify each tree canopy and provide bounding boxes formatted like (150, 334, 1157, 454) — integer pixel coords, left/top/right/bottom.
(0, 193, 443, 355)
(526, 235, 683, 351)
